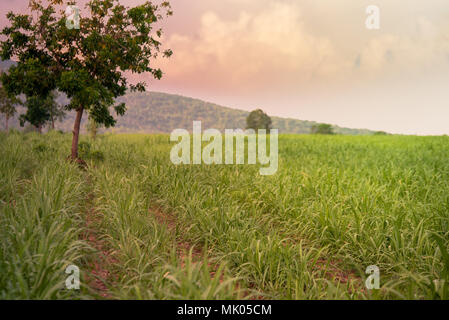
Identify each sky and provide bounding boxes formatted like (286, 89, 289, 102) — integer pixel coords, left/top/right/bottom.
(1, 0, 449, 135)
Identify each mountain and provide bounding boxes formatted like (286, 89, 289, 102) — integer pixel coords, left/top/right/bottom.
(114, 92, 374, 135)
(2, 91, 374, 135)
(0, 59, 373, 134)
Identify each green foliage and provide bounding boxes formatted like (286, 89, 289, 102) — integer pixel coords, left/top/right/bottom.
(0, 133, 90, 299)
(78, 141, 91, 159)
(33, 143, 48, 153)
(0, 83, 18, 118)
(0, 76, 20, 130)
(311, 123, 334, 135)
(19, 96, 51, 131)
(90, 150, 105, 161)
(246, 109, 272, 131)
(0, 0, 172, 155)
(77, 140, 104, 161)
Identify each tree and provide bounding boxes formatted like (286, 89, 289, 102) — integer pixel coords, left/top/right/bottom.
(0, 0, 172, 159)
(16, 91, 64, 132)
(47, 92, 66, 130)
(19, 95, 50, 133)
(246, 109, 272, 131)
(87, 115, 100, 140)
(311, 123, 334, 135)
(0, 80, 20, 132)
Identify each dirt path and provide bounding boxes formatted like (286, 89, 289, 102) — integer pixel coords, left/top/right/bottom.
(79, 179, 361, 299)
(81, 175, 118, 299)
(314, 258, 363, 292)
(150, 207, 203, 267)
(149, 207, 264, 299)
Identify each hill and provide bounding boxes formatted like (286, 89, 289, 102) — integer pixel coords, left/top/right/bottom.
(1, 58, 373, 134)
(50, 91, 374, 135)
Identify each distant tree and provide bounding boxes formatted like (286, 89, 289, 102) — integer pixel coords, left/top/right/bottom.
(0, 81, 20, 132)
(0, 0, 172, 159)
(87, 116, 101, 140)
(374, 131, 388, 135)
(246, 109, 272, 131)
(18, 92, 64, 132)
(311, 123, 334, 135)
(19, 96, 51, 133)
(47, 92, 66, 130)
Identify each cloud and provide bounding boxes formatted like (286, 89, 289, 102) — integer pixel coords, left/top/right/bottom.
(155, 2, 449, 94)
(157, 2, 343, 92)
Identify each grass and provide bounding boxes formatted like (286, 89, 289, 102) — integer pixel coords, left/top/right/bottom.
(1, 131, 448, 299)
(0, 131, 89, 299)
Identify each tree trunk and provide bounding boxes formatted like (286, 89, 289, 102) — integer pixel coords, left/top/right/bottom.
(71, 107, 84, 159)
(5, 115, 8, 132)
(51, 116, 55, 130)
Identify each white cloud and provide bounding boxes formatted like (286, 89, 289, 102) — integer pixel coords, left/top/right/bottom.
(159, 2, 342, 90)
(159, 2, 449, 93)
